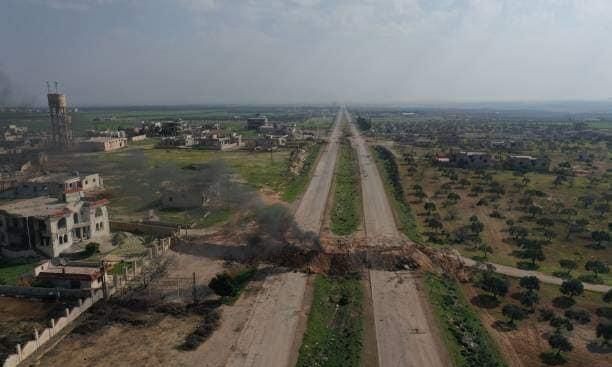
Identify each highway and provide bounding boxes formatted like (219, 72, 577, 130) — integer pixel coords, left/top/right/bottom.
(347, 108, 448, 367)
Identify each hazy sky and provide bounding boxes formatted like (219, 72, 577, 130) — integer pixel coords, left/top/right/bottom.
(1, 0, 611, 106)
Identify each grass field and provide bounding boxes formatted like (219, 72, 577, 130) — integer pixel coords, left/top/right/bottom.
(296, 275, 364, 367)
(425, 273, 506, 367)
(0, 259, 40, 285)
(56, 141, 295, 226)
(281, 143, 323, 202)
(330, 138, 361, 235)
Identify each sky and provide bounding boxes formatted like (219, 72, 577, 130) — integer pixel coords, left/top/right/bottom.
(1, 0, 612, 106)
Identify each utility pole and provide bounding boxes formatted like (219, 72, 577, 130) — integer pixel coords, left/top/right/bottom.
(192, 272, 197, 303)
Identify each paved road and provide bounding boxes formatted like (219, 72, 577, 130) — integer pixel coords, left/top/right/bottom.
(347, 109, 399, 245)
(460, 256, 612, 293)
(225, 272, 309, 367)
(346, 108, 447, 367)
(294, 109, 343, 234)
(225, 111, 343, 367)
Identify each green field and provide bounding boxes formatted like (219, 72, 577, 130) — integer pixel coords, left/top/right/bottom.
(282, 143, 323, 202)
(296, 275, 364, 367)
(425, 273, 506, 367)
(0, 259, 40, 285)
(330, 138, 361, 235)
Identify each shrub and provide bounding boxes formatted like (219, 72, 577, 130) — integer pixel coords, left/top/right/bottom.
(85, 242, 100, 255)
(564, 309, 591, 324)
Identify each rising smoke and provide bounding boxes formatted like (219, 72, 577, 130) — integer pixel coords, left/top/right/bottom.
(0, 69, 12, 107)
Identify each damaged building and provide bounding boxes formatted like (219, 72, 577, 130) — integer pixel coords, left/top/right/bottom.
(0, 174, 110, 258)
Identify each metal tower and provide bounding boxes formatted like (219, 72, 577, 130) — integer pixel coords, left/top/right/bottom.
(47, 81, 73, 149)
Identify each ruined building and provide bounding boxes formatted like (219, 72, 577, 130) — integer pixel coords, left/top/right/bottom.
(0, 174, 110, 258)
(47, 88, 73, 149)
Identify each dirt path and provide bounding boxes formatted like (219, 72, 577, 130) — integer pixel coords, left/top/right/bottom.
(460, 256, 612, 293)
(293, 108, 343, 234)
(225, 272, 309, 367)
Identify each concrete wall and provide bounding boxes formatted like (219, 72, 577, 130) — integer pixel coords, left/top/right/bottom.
(0, 285, 90, 300)
(109, 221, 179, 237)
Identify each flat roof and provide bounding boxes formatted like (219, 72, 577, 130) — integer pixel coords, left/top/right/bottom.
(0, 196, 78, 218)
(38, 265, 101, 281)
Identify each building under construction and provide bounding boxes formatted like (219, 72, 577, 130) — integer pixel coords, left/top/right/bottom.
(47, 84, 73, 149)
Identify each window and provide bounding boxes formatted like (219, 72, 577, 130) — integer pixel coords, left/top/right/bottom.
(99, 222, 104, 230)
(73, 213, 79, 224)
(58, 218, 67, 229)
(95, 207, 103, 217)
(63, 234, 68, 243)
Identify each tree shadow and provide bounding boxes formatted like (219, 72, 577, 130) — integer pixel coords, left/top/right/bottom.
(539, 351, 566, 365)
(552, 296, 575, 309)
(471, 294, 500, 309)
(492, 320, 516, 332)
(586, 341, 612, 354)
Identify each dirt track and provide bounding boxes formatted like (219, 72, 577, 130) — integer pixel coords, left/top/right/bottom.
(460, 256, 612, 293)
(347, 108, 448, 367)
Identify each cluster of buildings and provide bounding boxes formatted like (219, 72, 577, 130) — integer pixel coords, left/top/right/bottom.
(0, 172, 110, 258)
(436, 151, 550, 172)
(148, 115, 315, 151)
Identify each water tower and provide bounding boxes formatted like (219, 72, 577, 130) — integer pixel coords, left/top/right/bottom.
(47, 81, 73, 149)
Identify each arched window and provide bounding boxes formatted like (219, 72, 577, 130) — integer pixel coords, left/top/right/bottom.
(58, 218, 67, 229)
(95, 207, 103, 217)
(58, 235, 63, 244)
(63, 234, 68, 243)
(73, 213, 79, 224)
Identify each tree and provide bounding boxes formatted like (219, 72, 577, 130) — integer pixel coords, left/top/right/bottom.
(585, 260, 609, 280)
(594, 203, 610, 218)
(520, 290, 540, 310)
(603, 289, 612, 303)
(424, 201, 436, 215)
(509, 226, 529, 242)
(559, 259, 577, 277)
(550, 316, 574, 333)
(447, 192, 461, 204)
(566, 218, 589, 240)
(591, 231, 610, 249)
(596, 322, 612, 346)
(528, 205, 543, 218)
(519, 276, 540, 291)
(426, 218, 443, 232)
(502, 304, 526, 326)
(537, 217, 555, 227)
(478, 243, 493, 259)
(548, 333, 573, 356)
(478, 273, 509, 299)
(560, 279, 584, 300)
(209, 273, 238, 297)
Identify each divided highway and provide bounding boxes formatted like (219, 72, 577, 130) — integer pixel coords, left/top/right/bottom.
(346, 108, 448, 367)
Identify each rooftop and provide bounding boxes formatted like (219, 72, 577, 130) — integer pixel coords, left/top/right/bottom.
(0, 196, 78, 218)
(38, 265, 102, 281)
